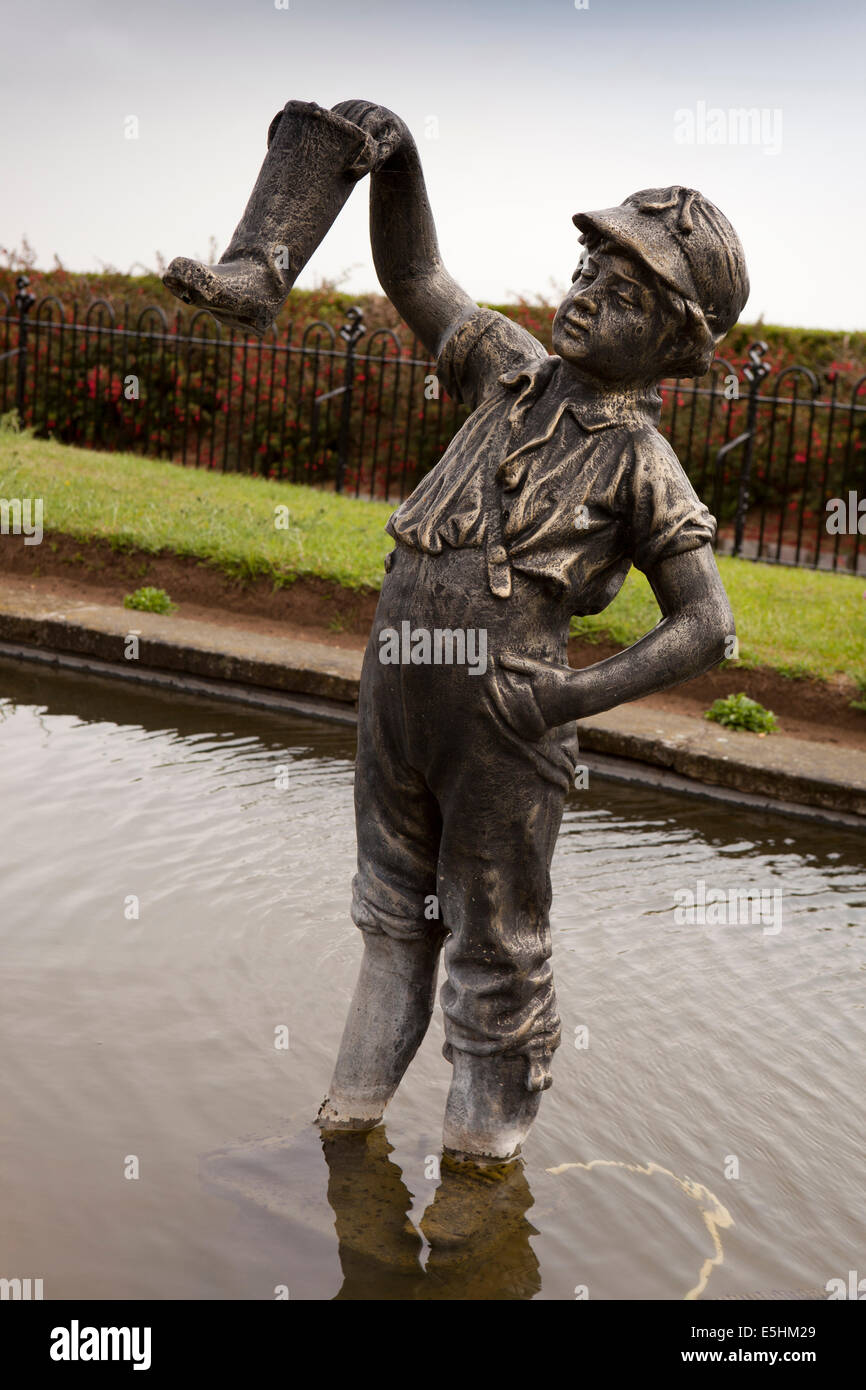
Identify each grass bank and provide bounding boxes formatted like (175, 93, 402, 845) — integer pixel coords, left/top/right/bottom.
(0, 427, 392, 590)
(1, 429, 863, 683)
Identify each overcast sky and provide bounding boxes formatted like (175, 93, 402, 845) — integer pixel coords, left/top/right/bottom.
(2, 0, 864, 330)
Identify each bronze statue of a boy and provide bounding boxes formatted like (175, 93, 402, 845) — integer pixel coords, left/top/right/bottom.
(165, 99, 748, 1166)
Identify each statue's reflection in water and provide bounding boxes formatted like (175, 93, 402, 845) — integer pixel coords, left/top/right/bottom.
(322, 1127, 541, 1300)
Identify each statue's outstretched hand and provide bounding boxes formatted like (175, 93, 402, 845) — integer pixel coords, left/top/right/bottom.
(331, 100, 412, 174)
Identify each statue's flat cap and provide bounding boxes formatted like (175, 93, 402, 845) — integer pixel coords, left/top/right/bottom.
(573, 186, 749, 339)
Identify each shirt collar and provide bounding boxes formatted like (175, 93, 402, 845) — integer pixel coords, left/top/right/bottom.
(498, 354, 662, 431)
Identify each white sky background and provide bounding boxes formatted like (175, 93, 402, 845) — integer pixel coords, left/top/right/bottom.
(1, 0, 864, 330)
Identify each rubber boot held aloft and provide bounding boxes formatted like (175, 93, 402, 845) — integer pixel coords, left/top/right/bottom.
(163, 101, 378, 337)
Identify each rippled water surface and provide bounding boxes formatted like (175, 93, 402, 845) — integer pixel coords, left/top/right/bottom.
(1, 658, 865, 1300)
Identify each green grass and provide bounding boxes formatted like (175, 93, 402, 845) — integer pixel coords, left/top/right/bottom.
(0, 427, 393, 590)
(1, 428, 864, 682)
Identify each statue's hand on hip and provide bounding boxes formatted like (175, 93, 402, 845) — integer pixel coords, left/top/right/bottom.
(488, 654, 576, 741)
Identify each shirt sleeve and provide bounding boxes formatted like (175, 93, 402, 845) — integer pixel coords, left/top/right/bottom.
(623, 430, 717, 574)
(436, 308, 547, 412)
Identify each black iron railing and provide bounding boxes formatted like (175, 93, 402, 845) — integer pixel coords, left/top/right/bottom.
(3, 279, 865, 573)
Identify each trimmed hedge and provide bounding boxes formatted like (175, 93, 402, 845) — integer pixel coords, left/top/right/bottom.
(3, 266, 864, 386)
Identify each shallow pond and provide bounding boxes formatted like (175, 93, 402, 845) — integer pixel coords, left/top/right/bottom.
(1, 658, 864, 1300)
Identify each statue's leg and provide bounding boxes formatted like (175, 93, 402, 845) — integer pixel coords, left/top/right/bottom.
(163, 101, 378, 337)
(317, 933, 443, 1130)
(427, 711, 573, 1165)
(440, 1053, 546, 1165)
(318, 594, 445, 1130)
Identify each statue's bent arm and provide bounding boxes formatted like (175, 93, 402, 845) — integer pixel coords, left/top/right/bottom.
(492, 545, 734, 736)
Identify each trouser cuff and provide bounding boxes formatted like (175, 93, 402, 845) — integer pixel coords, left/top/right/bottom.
(442, 1033, 560, 1093)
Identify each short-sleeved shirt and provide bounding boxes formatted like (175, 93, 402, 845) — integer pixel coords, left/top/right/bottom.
(385, 308, 716, 614)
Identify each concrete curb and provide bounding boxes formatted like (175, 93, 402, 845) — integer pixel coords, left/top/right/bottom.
(578, 720, 865, 818)
(0, 598, 360, 703)
(1, 578, 864, 826)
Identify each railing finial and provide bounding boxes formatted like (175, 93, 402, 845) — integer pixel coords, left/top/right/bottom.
(14, 274, 36, 315)
(339, 305, 365, 349)
(743, 340, 770, 384)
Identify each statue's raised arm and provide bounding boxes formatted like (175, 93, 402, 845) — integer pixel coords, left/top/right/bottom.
(330, 100, 478, 357)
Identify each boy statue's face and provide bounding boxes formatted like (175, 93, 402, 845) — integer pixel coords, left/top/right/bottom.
(552, 241, 680, 387)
